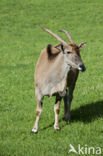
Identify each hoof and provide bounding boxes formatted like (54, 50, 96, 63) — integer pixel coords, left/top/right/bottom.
(31, 128, 38, 134)
(54, 124, 60, 130)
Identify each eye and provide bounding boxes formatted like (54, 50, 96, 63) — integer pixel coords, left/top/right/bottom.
(67, 51, 72, 54)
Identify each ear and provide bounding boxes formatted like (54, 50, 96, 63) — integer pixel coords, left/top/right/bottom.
(61, 44, 65, 54)
(78, 42, 87, 49)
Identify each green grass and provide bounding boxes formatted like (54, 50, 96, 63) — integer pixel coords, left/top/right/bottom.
(0, 0, 103, 155)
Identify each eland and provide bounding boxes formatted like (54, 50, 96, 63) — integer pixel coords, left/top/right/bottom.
(31, 26, 86, 133)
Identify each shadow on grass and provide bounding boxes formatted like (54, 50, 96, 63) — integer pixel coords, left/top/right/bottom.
(41, 100, 103, 131)
(71, 100, 103, 123)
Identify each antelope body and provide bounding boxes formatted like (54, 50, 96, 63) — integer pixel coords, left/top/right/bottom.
(32, 26, 86, 133)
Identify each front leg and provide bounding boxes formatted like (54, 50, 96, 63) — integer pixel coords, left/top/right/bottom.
(63, 87, 74, 121)
(54, 96, 62, 130)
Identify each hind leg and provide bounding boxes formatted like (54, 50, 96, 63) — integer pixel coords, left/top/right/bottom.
(31, 97, 43, 133)
(63, 86, 74, 121)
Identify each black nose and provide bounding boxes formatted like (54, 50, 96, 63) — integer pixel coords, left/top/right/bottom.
(79, 64, 86, 72)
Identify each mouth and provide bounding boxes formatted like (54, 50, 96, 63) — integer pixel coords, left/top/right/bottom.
(78, 67, 83, 72)
(78, 66, 86, 72)
(67, 64, 86, 72)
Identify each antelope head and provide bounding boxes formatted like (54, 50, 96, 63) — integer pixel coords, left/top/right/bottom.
(40, 25, 86, 72)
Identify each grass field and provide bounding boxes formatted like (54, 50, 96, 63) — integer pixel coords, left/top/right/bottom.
(0, 0, 103, 155)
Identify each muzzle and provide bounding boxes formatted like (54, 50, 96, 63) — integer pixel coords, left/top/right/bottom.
(78, 64, 86, 72)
